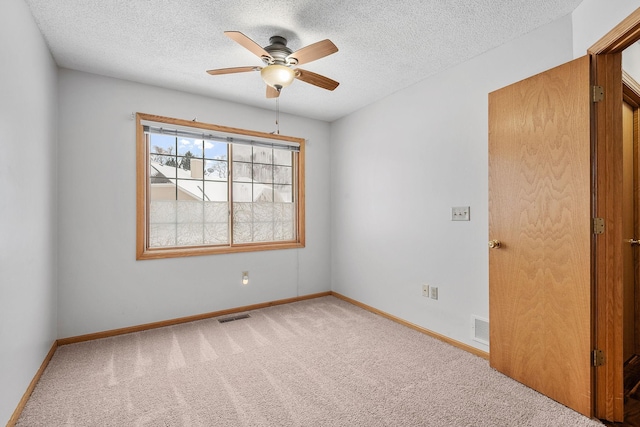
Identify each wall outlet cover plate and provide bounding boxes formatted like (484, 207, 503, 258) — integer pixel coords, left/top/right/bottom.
(451, 206, 470, 221)
(422, 284, 429, 297)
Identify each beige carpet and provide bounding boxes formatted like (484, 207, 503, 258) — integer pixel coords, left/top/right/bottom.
(17, 296, 602, 426)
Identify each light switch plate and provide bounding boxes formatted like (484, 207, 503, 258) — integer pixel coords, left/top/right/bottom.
(451, 206, 470, 221)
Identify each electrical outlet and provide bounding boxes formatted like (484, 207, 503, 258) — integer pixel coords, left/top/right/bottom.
(422, 284, 429, 297)
(451, 206, 470, 221)
(430, 286, 439, 300)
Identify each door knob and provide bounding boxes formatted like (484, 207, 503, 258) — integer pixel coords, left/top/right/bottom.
(489, 240, 502, 249)
(629, 239, 640, 246)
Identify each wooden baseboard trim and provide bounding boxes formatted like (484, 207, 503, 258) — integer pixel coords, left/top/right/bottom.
(57, 291, 332, 346)
(7, 340, 58, 427)
(330, 291, 489, 360)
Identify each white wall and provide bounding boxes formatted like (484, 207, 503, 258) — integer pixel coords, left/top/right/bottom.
(623, 42, 640, 82)
(330, 15, 576, 351)
(0, 0, 58, 424)
(57, 70, 331, 338)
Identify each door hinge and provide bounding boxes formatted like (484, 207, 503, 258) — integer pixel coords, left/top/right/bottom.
(592, 85, 604, 103)
(593, 349, 605, 367)
(592, 217, 605, 235)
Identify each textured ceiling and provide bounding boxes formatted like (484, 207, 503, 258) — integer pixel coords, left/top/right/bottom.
(23, 0, 583, 122)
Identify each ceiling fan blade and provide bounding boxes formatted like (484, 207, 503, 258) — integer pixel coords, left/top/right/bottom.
(266, 85, 280, 98)
(225, 31, 272, 60)
(287, 39, 338, 65)
(295, 69, 339, 91)
(206, 66, 261, 75)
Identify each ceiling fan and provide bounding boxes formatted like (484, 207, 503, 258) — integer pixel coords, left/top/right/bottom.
(206, 31, 339, 98)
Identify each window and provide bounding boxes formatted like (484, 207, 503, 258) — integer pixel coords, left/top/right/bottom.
(136, 113, 305, 259)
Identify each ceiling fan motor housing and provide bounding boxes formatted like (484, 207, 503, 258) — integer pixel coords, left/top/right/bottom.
(264, 36, 296, 65)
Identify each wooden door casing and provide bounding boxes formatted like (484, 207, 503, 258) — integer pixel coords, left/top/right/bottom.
(593, 51, 624, 422)
(623, 100, 635, 363)
(623, 77, 640, 359)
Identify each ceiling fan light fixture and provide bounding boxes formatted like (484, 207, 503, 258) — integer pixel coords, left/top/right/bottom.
(208, 32, 339, 98)
(261, 64, 295, 90)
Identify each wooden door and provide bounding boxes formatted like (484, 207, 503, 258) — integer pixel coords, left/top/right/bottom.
(488, 55, 592, 417)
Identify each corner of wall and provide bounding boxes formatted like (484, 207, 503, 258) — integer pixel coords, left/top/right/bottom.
(0, 0, 59, 424)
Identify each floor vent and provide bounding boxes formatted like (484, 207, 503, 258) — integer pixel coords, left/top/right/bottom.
(472, 315, 489, 346)
(218, 314, 251, 323)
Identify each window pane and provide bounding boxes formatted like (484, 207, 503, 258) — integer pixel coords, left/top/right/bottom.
(177, 137, 204, 157)
(204, 201, 228, 245)
(205, 159, 227, 181)
(149, 200, 178, 248)
(175, 201, 205, 245)
(175, 179, 205, 200)
(204, 201, 228, 223)
(253, 222, 274, 242)
(254, 203, 274, 222)
(149, 134, 176, 156)
(150, 182, 177, 201)
(233, 203, 281, 242)
(232, 144, 252, 162)
(230, 201, 295, 244)
(177, 201, 204, 224)
(275, 203, 294, 222)
(274, 222, 294, 241)
(233, 202, 252, 223)
(189, 158, 206, 179)
(233, 182, 253, 202)
(203, 181, 228, 202)
(149, 224, 177, 247)
(204, 223, 229, 245)
(274, 165, 292, 184)
(274, 185, 292, 203)
(253, 184, 273, 202)
(177, 154, 196, 173)
(150, 158, 177, 179)
(232, 162, 252, 182)
(150, 200, 177, 223)
(232, 203, 252, 244)
(233, 222, 252, 244)
(253, 164, 273, 184)
(273, 149, 292, 166)
(204, 140, 228, 160)
(177, 223, 204, 246)
(275, 202, 295, 241)
(253, 147, 273, 164)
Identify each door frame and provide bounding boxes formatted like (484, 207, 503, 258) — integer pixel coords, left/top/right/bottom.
(623, 74, 640, 357)
(591, 8, 640, 421)
(622, 70, 640, 355)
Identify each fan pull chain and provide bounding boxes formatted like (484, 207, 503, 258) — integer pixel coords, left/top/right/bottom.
(275, 97, 280, 135)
